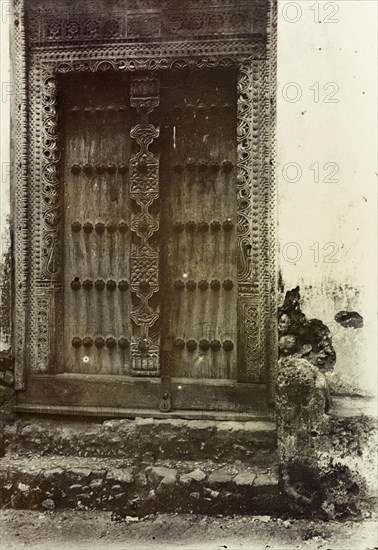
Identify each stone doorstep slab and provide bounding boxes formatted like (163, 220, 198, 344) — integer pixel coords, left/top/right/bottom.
(4, 417, 276, 461)
(0, 454, 280, 515)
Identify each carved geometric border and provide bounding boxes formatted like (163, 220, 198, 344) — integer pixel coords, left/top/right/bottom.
(14, 9, 277, 395)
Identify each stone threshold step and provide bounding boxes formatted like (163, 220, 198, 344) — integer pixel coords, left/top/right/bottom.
(0, 454, 281, 516)
(5, 417, 276, 462)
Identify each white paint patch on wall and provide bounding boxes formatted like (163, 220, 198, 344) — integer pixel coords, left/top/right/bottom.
(277, 0, 377, 395)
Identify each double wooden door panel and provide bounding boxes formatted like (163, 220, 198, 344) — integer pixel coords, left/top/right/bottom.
(61, 70, 238, 381)
(62, 74, 133, 375)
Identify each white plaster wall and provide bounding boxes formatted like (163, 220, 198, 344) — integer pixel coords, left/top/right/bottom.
(277, 0, 377, 395)
(0, 1, 376, 393)
(0, 1, 12, 351)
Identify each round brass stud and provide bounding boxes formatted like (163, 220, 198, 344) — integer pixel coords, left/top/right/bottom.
(210, 280, 221, 291)
(199, 339, 210, 351)
(107, 164, 117, 174)
(186, 280, 196, 291)
(223, 340, 234, 352)
(197, 221, 209, 232)
(82, 279, 93, 290)
(118, 164, 129, 174)
(71, 221, 82, 233)
(198, 280, 209, 291)
(70, 278, 81, 291)
(83, 163, 94, 176)
(223, 279, 234, 291)
(71, 164, 82, 175)
(173, 222, 185, 233)
(118, 280, 129, 292)
(83, 336, 93, 348)
(210, 221, 221, 232)
(106, 336, 117, 349)
(94, 336, 105, 348)
(118, 221, 128, 233)
(72, 337, 82, 348)
(174, 280, 185, 290)
(95, 222, 105, 234)
(175, 338, 185, 350)
(94, 279, 105, 291)
(96, 164, 106, 174)
(83, 222, 93, 234)
(106, 222, 117, 233)
(210, 339, 221, 352)
(106, 280, 117, 291)
(222, 160, 233, 173)
(222, 219, 234, 232)
(118, 337, 129, 349)
(186, 220, 196, 233)
(186, 339, 197, 352)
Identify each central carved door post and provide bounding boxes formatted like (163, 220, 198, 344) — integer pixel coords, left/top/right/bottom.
(129, 74, 161, 376)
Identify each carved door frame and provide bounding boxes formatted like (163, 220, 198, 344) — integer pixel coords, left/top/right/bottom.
(12, 1, 278, 409)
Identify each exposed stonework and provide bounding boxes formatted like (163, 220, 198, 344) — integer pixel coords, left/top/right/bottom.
(278, 287, 336, 372)
(0, 417, 280, 516)
(277, 356, 377, 519)
(5, 417, 276, 461)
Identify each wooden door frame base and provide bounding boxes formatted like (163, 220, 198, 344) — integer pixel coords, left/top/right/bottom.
(15, 374, 269, 414)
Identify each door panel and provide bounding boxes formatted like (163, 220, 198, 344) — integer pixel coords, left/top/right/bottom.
(159, 70, 238, 379)
(61, 74, 134, 375)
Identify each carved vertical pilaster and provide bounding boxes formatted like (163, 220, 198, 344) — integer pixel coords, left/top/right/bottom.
(13, 0, 28, 388)
(31, 70, 63, 373)
(237, 62, 263, 383)
(129, 74, 160, 376)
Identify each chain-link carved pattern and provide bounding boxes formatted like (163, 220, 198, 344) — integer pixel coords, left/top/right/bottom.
(129, 74, 160, 376)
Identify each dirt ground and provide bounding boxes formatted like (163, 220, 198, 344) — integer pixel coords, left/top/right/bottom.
(0, 510, 377, 550)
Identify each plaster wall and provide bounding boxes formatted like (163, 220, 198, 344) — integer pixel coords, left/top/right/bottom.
(0, 1, 377, 396)
(276, 0, 377, 396)
(0, 1, 12, 352)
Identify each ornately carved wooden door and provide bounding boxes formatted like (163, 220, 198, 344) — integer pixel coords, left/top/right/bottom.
(41, 68, 266, 414)
(62, 73, 135, 376)
(61, 70, 237, 381)
(159, 71, 238, 381)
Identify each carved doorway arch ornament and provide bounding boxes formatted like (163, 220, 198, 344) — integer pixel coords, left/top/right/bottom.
(13, 0, 278, 413)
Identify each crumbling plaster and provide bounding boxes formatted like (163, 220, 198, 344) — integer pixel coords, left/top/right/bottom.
(277, 1, 377, 398)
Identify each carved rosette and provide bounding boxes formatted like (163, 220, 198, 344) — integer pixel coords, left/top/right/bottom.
(129, 74, 160, 376)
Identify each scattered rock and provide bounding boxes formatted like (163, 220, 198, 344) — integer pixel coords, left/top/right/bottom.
(254, 473, 277, 487)
(17, 482, 31, 494)
(180, 469, 206, 486)
(68, 468, 92, 479)
(233, 472, 256, 486)
(253, 515, 271, 523)
(145, 466, 177, 484)
(106, 468, 133, 484)
(42, 498, 55, 511)
(208, 469, 233, 486)
(42, 468, 64, 481)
